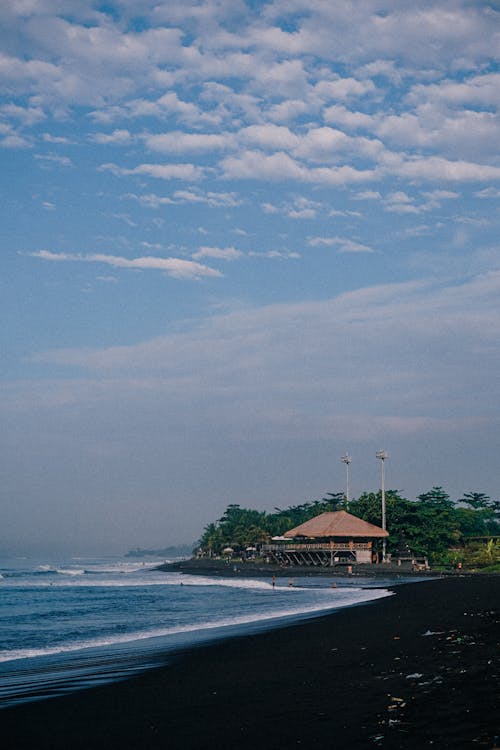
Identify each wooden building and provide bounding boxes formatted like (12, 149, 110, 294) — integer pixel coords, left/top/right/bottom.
(262, 510, 389, 567)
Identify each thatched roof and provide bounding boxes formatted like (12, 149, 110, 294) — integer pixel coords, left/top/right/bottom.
(284, 510, 388, 539)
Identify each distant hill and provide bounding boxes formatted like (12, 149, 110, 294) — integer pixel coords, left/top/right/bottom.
(125, 544, 194, 559)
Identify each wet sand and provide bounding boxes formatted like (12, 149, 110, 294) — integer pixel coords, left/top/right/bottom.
(2, 575, 499, 749)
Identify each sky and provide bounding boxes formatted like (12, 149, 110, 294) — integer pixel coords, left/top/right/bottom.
(1, 0, 500, 555)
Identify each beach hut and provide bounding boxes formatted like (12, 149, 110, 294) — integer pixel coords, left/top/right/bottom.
(262, 510, 388, 567)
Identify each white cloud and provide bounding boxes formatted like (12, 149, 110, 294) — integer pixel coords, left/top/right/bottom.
(0, 131, 32, 148)
(1, 103, 45, 125)
(128, 189, 242, 208)
(376, 107, 500, 161)
(240, 124, 300, 151)
(247, 58, 309, 98)
(387, 191, 414, 205)
(328, 208, 362, 218)
(247, 250, 301, 259)
(383, 190, 444, 215)
(385, 203, 421, 215)
(308, 236, 375, 253)
(385, 155, 500, 183)
(356, 59, 406, 84)
(287, 195, 322, 219)
(173, 189, 242, 207)
(100, 162, 205, 181)
(34, 152, 73, 167)
(337, 240, 375, 253)
(221, 150, 376, 185)
(422, 190, 459, 201)
(145, 131, 232, 154)
(221, 150, 306, 181)
(294, 126, 384, 163)
(91, 129, 132, 145)
(403, 224, 437, 238)
(353, 190, 381, 201)
(111, 213, 137, 227)
(267, 99, 309, 123)
(42, 133, 71, 144)
(261, 202, 279, 214)
(314, 77, 376, 100)
(287, 208, 316, 219)
(407, 72, 500, 109)
(259, 195, 322, 219)
(261, 2, 498, 68)
(192, 246, 243, 261)
(29, 250, 222, 280)
(475, 187, 500, 199)
(323, 104, 374, 130)
(127, 193, 175, 208)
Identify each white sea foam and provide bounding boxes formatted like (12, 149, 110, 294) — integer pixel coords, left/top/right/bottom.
(55, 568, 86, 576)
(172, 574, 283, 590)
(0, 587, 391, 665)
(84, 561, 160, 574)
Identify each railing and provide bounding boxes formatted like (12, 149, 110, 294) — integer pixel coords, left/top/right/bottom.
(262, 542, 371, 552)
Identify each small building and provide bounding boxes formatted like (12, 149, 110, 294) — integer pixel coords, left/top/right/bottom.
(393, 530, 430, 570)
(262, 510, 389, 567)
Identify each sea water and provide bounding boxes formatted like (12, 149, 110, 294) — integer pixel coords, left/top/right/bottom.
(0, 555, 394, 708)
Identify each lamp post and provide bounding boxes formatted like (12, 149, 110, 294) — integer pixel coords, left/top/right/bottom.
(376, 450, 389, 562)
(340, 452, 351, 509)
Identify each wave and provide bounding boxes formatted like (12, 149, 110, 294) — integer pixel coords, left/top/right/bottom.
(35, 566, 86, 576)
(83, 562, 159, 574)
(56, 568, 86, 576)
(1, 571, 285, 589)
(172, 574, 281, 590)
(0, 588, 391, 665)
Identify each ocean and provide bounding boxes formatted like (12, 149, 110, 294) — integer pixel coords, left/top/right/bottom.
(0, 555, 395, 709)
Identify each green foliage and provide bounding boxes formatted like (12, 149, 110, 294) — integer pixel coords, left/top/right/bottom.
(459, 492, 499, 512)
(417, 486, 454, 510)
(197, 495, 343, 555)
(458, 491, 500, 534)
(197, 487, 500, 562)
(461, 538, 500, 569)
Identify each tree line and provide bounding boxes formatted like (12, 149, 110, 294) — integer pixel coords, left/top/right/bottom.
(197, 488, 500, 567)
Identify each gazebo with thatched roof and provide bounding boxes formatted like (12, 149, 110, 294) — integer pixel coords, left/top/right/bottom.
(262, 510, 388, 566)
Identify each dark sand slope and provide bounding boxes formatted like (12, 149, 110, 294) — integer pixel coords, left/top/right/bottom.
(2, 576, 499, 749)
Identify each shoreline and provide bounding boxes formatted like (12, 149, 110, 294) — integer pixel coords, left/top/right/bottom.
(2, 574, 498, 749)
(158, 556, 438, 578)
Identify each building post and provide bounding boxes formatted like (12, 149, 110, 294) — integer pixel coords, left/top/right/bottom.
(376, 450, 389, 562)
(340, 452, 351, 509)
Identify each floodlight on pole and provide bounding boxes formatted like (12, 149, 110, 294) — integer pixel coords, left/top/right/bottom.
(376, 450, 389, 562)
(340, 452, 351, 509)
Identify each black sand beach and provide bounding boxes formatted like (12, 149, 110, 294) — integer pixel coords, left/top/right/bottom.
(2, 575, 499, 749)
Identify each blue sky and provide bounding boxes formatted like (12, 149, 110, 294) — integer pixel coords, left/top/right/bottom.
(1, 1, 500, 554)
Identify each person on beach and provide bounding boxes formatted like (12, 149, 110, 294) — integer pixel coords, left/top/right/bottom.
(288, 578, 293, 587)
(272, 576, 276, 589)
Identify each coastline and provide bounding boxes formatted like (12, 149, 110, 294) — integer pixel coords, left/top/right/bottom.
(158, 556, 437, 578)
(2, 575, 498, 749)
